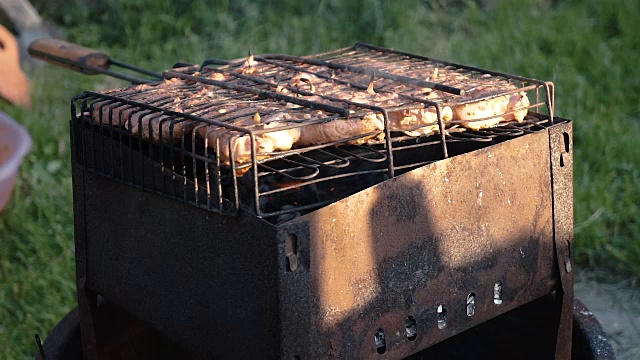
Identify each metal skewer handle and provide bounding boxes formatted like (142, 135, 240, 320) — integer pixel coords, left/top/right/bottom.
(28, 38, 162, 83)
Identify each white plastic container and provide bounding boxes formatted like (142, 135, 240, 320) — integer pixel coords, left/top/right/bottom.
(0, 111, 31, 211)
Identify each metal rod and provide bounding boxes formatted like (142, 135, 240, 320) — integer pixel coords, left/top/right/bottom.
(380, 109, 395, 178)
(208, 66, 426, 127)
(258, 54, 465, 96)
(258, 198, 336, 219)
(259, 160, 320, 181)
(29, 50, 154, 84)
(355, 42, 548, 87)
(109, 58, 164, 79)
(83, 91, 252, 133)
(163, 70, 351, 117)
(258, 168, 388, 198)
(333, 146, 387, 163)
(248, 56, 446, 112)
(436, 105, 449, 159)
(35, 334, 47, 360)
(294, 150, 351, 168)
(209, 68, 369, 114)
(201, 58, 232, 67)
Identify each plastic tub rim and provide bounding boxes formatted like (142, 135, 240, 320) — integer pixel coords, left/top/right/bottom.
(0, 110, 32, 180)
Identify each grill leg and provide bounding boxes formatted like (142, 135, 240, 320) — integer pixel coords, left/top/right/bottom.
(77, 280, 99, 360)
(549, 122, 575, 359)
(73, 159, 100, 359)
(555, 286, 574, 359)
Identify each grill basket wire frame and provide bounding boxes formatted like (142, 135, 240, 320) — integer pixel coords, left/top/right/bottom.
(72, 43, 555, 222)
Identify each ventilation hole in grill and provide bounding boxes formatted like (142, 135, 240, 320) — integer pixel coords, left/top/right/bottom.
(466, 293, 476, 317)
(494, 281, 503, 305)
(374, 328, 386, 354)
(566, 242, 573, 272)
(285, 234, 298, 272)
(294, 356, 301, 360)
(405, 316, 417, 341)
(437, 305, 447, 329)
(561, 132, 571, 167)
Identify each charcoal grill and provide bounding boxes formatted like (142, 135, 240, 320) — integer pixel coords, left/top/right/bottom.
(39, 40, 574, 358)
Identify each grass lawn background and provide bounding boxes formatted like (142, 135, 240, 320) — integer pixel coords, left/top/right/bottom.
(1, 0, 638, 358)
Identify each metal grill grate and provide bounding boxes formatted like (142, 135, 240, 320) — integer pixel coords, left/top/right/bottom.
(72, 43, 555, 222)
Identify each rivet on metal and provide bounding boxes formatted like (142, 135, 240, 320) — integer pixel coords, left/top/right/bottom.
(374, 328, 386, 354)
(437, 305, 447, 329)
(405, 316, 417, 341)
(35, 334, 47, 360)
(466, 293, 476, 317)
(494, 281, 503, 305)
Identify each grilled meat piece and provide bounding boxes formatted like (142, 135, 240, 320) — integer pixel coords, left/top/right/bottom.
(296, 112, 384, 147)
(128, 113, 194, 143)
(387, 106, 453, 136)
(89, 52, 532, 168)
(91, 76, 387, 165)
(91, 96, 194, 143)
(452, 86, 530, 130)
(273, 73, 453, 136)
(200, 129, 275, 165)
(262, 124, 301, 151)
(197, 110, 384, 165)
(223, 60, 531, 133)
(91, 99, 134, 127)
(504, 91, 530, 122)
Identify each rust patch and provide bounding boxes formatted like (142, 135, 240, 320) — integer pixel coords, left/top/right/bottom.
(299, 127, 559, 358)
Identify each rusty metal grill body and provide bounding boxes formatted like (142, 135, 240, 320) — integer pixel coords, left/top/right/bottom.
(70, 44, 573, 359)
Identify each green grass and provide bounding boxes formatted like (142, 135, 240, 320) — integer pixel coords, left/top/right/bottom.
(1, 0, 639, 358)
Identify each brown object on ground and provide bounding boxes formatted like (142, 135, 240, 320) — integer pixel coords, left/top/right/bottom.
(0, 24, 30, 107)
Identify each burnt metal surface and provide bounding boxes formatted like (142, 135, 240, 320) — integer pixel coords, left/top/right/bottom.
(405, 293, 562, 359)
(72, 123, 282, 359)
(70, 134, 100, 360)
(36, 296, 614, 360)
(549, 121, 574, 359)
(72, 113, 572, 358)
(276, 125, 563, 359)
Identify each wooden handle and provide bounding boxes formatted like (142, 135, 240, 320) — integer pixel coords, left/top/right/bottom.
(28, 38, 110, 74)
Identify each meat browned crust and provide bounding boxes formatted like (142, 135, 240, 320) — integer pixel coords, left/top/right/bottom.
(89, 56, 532, 167)
(451, 85, 530, 130)
(296, 113, 384, 147)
